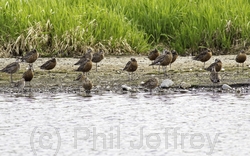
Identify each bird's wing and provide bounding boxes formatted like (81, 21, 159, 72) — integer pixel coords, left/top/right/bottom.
(123, 61, 131, 70)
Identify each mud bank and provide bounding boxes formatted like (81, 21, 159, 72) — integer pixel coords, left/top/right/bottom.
(0, 55, 250, 93)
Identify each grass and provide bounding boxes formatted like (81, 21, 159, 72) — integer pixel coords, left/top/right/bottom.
(0, 0, 250, 57)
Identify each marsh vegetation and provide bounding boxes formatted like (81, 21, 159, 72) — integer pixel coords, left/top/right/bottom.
(1, 0, 250, 57)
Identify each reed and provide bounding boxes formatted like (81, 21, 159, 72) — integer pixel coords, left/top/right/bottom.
(0, 0, 250, 56)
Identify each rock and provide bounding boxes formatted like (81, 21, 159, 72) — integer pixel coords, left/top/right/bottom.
(160, 79, 174, 88)
(121, 84, 132, 91)
(180, 82, 191, 89)
(222, 84, 232, 90)
(180, 89, 189, 93)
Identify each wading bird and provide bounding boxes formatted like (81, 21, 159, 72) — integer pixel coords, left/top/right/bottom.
(141, 77, 159, 94)
(206, 59, 222, 72)
(40, 57, 57, 77)
(123, 58, 138, 80)
(149, 49, 172, 76)
(92, 49, 104, 72)
(0, 58, 20, 83)
(193, 49, 212, 68)
(22, 64, 34, 87)
(74, 48, 93, 65)
(235, 50, 247, 72)
(75, 58, 92, 75)
(21, 49, 39, 65)
(148, 48, 159, 69)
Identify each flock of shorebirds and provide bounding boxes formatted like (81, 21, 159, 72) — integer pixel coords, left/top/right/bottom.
(0, 48, 247, 94)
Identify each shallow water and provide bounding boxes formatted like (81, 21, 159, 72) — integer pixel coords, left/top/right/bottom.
(0, 90, 250, 156)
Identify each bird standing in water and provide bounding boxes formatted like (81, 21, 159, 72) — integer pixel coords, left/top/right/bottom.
(210, 66, 221, 92)
(141, 77, 159, 94)
(81, 75, 93, 94)
(14, 78, 25, 93)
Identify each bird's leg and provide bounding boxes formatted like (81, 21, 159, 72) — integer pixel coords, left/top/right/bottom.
(29, 81, 32, 92)
(164, 66, 168, 77)
(152, 61, 154, 69)
(48, 71, 51, 78)
(10, 74, 14, 83)
(203, 62, 205, 69)
(96, 63, 98, 72)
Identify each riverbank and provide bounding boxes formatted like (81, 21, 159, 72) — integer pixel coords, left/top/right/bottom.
(0, 55, 249, 93)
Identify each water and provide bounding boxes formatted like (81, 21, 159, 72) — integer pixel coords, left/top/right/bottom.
(0, 90, 250, 156)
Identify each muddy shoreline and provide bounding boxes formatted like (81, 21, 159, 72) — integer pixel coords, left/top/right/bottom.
(0, 55, 250, 93)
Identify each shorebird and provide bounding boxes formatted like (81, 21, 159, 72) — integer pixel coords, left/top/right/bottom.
(193, 49, 212, 68)
(82, 76, 93, 94)
(22, 64, 34, 86)
(92, 49, 104, 72)
(21, 49, 39, 65)
(206, 59, 222, 72)
(75, 58, 92, 75)
(235, 50, 247, 71)
(149, 49, 172, 76)
(148, 48, 159, 68)
(210, 66, 221, 92)
(14, 78, 25, 93)
(123, 58, 138, 80)
(0, 58, 20, 83)
(141, 77, 159, 94)
(74, 48, 93, 65)
(40, 57, 57, 77)
(170, 50, 178, 69)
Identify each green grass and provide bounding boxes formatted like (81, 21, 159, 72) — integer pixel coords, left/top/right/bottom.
(1, 0, 250, 56)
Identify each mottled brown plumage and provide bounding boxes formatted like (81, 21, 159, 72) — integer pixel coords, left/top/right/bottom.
(236, 50, 247, 71)
(23, 64, 34, 86)
(236, 50, 247, 63)
(40, 57, 57, 71)
(22, 49, 39, 64)
(149, 50, 173, 76)
(0, 59, 20, 83)
(75, 58, 92, 74)
(74, 48, 93, 65)
(14, 78, 25, 93)
(141, 77, 159, 94)
(193, 49, 212, 68)
(210, 66, 221, 92)
(92, 49, 104, 71)
(82, 76, 92, 94)
(206, 59, 222, 72)
(123, 58, 138, 72)
(123, 58, 138, 80)
(148, 48, 159, 61)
